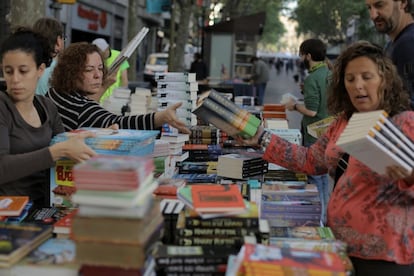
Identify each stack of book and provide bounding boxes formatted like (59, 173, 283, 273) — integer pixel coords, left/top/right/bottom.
(70, 155, 163, 272)
(217, 152, 268, 180)
(152, 243, 233, 275)
(336, 109, 414, 175)
(188, 125, 221, 145)
(269, 128, 302, 145)
(192, 90, 261, 138)
(183, 143, 222, 162)
(0, 196, 30, 221)
(177, 161, 218, 174)
(49, 128, 159, 207)
(175, 184, 261, 248)
(260, 182, 322, 227)
(160, 133, 190, 156)
(261, 104, 288, 129)
(129, 87, 152, 115)
(101, 87, 131, 115)
(230, 242, 347, 275)
(156, 72, 198, 127)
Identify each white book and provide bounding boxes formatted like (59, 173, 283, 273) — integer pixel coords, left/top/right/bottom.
(336, 110, 414, 175)
(108, 27, 149, 75)
(157, 81, 198, 92)
(154, 72, 196, 82)
(157, 90, 198, 100)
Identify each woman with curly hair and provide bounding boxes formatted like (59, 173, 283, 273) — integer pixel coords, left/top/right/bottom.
(47, 42, 190, 133)
(241, 41, 414, 275)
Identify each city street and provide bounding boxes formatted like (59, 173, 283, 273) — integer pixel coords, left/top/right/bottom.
(263, 65, 303, 130)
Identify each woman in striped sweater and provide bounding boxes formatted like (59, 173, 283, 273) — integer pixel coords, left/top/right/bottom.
(47, 42, 190, 134)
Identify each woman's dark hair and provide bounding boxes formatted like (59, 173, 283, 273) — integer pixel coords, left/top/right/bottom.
(327, 40, 410, 119)
(51, 42, 108, 95)
(0, 26, 53, 68)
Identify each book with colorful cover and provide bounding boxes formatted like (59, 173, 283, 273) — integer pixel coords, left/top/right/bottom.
(190, 184, 246, 213)
(53, 209, 78, 235)
(72, 155, 154, 191)
(0, 196, 29, 217)
(0, 223, 53, 268)
(13, 238, 79, 275)
(193, 90, 261, 138)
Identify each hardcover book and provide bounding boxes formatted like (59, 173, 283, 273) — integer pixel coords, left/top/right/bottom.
(190, 184, 246, 213)
(0, 223, 53, 268)
(0, 196, 29, 217)
(192, 90, 261, 138)
(13, 238, 79, 276)
(336, 110, 414, 174)
(107, 27, 149, 75)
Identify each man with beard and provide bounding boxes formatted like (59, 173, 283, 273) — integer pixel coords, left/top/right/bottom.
(286, 38, 331, 224)
(366, 0, 414, 109)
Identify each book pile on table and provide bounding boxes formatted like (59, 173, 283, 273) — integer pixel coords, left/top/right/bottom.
(70, 155, 163, 273)
(129, 87, 152, 115)
(260, 182, 322, 227)
(49, 128, 159, 208)
(101, 87, 131, 115)
(156, 72, 198, 127)
(188, 125, 221, 145)
(227, 241, 349, 275)
(217, 152, 268, 180)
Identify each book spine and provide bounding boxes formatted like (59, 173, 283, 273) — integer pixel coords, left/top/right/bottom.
(155, 256, 229, 267)
(209, 90, 261, 128)
(379, 114, 414, 152)
(261, 194, 320, 202)
(190, 127, 219, 138)
(192, 105, 242, 137)
(260, 212, 321, 221)
(202, 98, 250, 133)
(177, 227, 258, 237)
(185, 217, 259, 228)
(373, 122, 414, 165)
(266, 218, 321, 227)
(176, 236, 244, 246)
(260, 202, 322, 214)
(160, 264, 227, 273)
(370, 127, 414, 167)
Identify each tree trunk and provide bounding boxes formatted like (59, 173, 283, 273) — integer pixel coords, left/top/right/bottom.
(128, 0, 140, 82)
(8, 0, 46, 28)
(169, 0, 195, 72)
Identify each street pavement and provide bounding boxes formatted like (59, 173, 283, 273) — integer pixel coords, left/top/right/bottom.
(263, 65, 303, 130)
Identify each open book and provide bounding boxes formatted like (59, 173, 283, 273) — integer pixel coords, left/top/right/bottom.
(336, 110, 414, 175)
(108, 27, 149, 75)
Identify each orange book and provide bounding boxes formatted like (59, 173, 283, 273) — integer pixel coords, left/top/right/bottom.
(190, 184, 246, 213)
(0, 196, 29, 216)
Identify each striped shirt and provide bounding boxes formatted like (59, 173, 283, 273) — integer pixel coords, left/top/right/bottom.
(46, 88, 156, 131)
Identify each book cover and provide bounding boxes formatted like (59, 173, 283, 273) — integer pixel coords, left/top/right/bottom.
(0, 223, 53, 267)
(176, 236, 244, 247)
(152, 244, 235, 268)
(191, 185, 246, 213)
(0, 196, 29, 217)
(53, 209, 77, 235)
(108, 27, 149, 75)
(13, 238, 79, 275)
(261, 201, 322, 214)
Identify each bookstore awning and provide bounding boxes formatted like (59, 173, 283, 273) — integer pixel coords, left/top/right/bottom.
(204, 12, 266, 35)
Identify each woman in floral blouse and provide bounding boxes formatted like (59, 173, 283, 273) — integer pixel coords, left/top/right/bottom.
(243, 41, 414, 275)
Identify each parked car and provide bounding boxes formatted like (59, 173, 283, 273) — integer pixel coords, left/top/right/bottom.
(143, 52, 168, 85)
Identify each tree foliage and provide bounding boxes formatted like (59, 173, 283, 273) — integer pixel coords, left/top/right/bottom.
(218, 0, 288, 46)
(292, 0, 379, 44)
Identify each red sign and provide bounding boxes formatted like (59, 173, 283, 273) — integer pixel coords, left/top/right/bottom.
(77, 4, 107, 31)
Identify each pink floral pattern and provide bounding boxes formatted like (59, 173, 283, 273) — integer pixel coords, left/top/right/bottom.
(263, 111, 414, 264)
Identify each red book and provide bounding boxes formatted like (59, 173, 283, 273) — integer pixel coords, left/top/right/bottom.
(190, 184, 246, 213)
(0, 196, 29, 216)
(53, 209, 78, 235)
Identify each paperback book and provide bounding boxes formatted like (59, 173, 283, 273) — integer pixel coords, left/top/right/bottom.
(336, 110, 414, 174)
